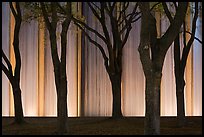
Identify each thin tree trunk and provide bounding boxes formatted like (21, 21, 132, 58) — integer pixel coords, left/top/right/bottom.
(12, 85, 24, 124)
(8, 2, 24, 124)
(176, 78, 186, 127)
(174, 35, 186, 127)
(40, 2, 71, 134)
(144, 72, 161, 135)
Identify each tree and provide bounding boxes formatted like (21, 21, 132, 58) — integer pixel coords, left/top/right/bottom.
(162, 2, 201, 127)
(73, 2, 140, 118)
(2, 2, 25, 124)
(138, 2, 188, 135)
(34, 2, 72, 134)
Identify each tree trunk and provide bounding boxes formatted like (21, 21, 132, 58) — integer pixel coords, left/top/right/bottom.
(109, 73, 123, 118)
(12, 85, 24, 124)
(176, 78, 186, 127)
(144, 71, 161, 135)
(56, 77, 68, 134)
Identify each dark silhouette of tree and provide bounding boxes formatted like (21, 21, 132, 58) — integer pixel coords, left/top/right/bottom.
(162, 2, 201, 127)
(73, 2, 140, 118)
(39, 2, 72, 134)
(2, 2, 25, 124)
(138, 2, 188, 135)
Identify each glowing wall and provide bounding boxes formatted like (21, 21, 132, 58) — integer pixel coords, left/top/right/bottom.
(2, 2, 202, 117)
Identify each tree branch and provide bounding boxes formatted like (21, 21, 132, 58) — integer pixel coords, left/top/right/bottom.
(117, 2, 129, 22)
(162, 2, 173, 23)
(60, 2, 72, 69)
(121, 25, 132, 48)
(72, 17, 107, 45)
(186, 31, 202, 44)
(87, 2, 101, 20)
(2, 49, 13, 75)
(9, 2, 17, 18)
(74, 22, 109, 63)
(98, 2, 113, 63)
(90, 2, 101, 11)
(182, 21, 187, 47)
(160, 2, 188, 54)
(181, 2, 199, 70)
(12, 2, 22, 83)
(15, 2, 21, 18)
(2, 63, 13, 83)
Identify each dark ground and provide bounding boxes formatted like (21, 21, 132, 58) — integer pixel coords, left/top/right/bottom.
(2, 116, 202, 135)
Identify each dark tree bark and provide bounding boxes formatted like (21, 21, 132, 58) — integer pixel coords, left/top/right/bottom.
(40, 2, 72, 134)
(107, 53, 123, 118)
(138, 2, 188, 135)
(73, 2, 139, 119)
(163, 2, 199, 127)
(174, 35, 186, 127)
(2, 2, 24, 124)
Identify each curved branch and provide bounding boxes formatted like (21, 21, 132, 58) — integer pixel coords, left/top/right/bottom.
(160, 2, 188, 52)
(74, 22, 109, 63)
(186, 31, 202, 44)
(9, 2, 17, 18)
(181, 2, 199, 70)
(2, 49, 13, 75)
(2, 63, 13, 82)
(72, 17, 107, 45)
(162, 2, 173, 23)
(87, 2, 101, 20)
(12, 2, 22, 83)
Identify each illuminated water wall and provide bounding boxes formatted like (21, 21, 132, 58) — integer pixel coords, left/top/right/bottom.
(2, 2, 202, 117)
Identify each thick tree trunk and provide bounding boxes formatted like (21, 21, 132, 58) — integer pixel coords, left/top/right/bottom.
(12, 85, 24, 124)
(109, 73, 123, 118)
(144, 72, 161, 135)
(176, 78, 186, 127)
(56, 78, 68, 134)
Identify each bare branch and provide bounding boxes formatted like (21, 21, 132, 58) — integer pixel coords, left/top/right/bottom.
(131, 15, 141, 23)
(107, 2, 116, 14)
(162, 2, 173, 23)
(181, 2, 199, 70)
(160, 2, 188, 52)
(9, 2, 17, 18)
(121, 25, 132, 48)
(72, 17, 107, 45)
(87, 2, 101, 20)
(2, 63, 13, 82)
(2, 49, 13, 75)
(99, 3, 113, 51)
(90, 2, 101, 11)
(15, 2, 21, 18)
(117, 2, 129, 22)
(74, 22, 109, 63)
(60, 2, 72, 67)
(186, 31, 202, 44)
(12, 3, 22, 83)
(183, 21, 187, 47)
